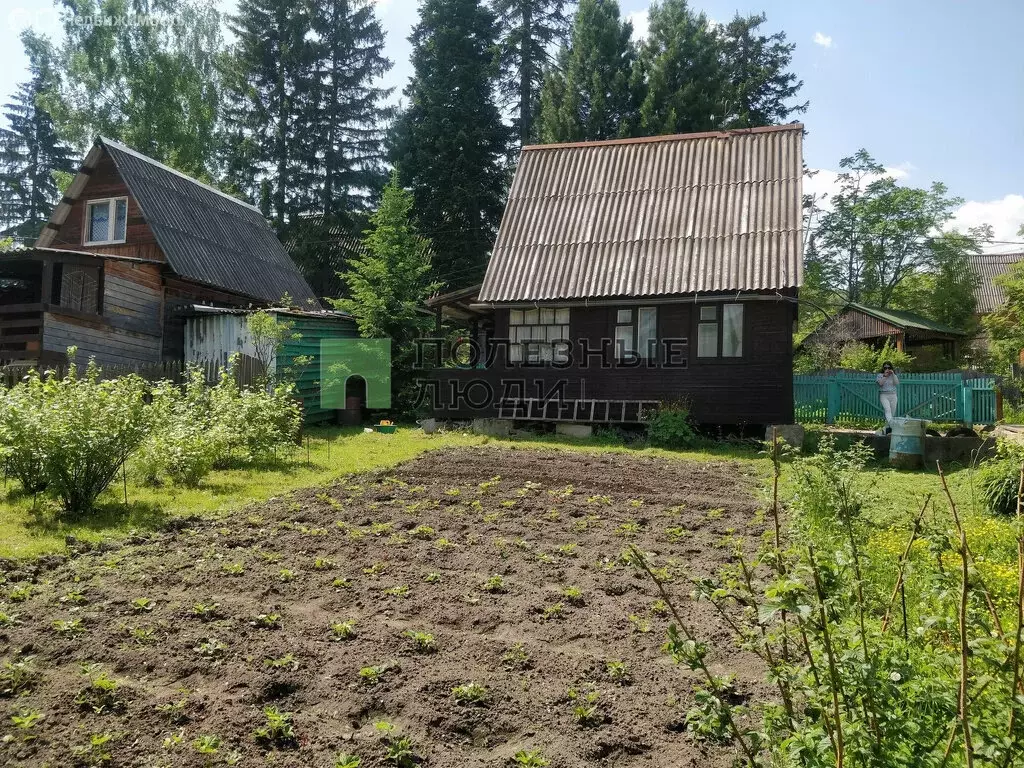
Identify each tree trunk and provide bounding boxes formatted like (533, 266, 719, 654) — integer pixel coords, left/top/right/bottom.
(518, 4, 533, 146)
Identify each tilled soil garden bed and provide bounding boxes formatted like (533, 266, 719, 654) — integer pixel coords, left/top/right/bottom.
(0, 446, 769, 767)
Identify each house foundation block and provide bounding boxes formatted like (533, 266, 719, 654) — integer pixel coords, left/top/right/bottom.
(555, 423, 594, 438)
(472, 418, 513, 437)
(765, 424, 805, 448)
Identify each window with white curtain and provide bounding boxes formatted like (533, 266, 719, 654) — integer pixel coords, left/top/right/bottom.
(85, 197, 128, 245)
(508, 307, 570, 363)
(697, 303, 744, 358)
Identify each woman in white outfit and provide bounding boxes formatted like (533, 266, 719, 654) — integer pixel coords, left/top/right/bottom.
(876, 361, 899, 429)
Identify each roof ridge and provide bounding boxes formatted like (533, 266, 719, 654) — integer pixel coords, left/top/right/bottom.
(521, 123, 804, 152)
(98, 137, 262, 213)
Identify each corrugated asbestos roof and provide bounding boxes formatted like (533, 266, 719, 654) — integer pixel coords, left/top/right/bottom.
(968, 251, 1024, 313)
(37, 138, 319, 307)
(477, 124, 804, 303)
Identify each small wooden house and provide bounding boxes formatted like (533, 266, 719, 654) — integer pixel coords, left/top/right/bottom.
(0, 137, 318, 368)
(429, 124, 804, 427)
(802, 303, 966, 360)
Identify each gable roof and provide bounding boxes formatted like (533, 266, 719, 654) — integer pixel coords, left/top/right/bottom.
(37, 138, 319, 307)
(477, 124, 804, 303)
(845, 303, 964, 336)
(967, 251, 1024, 314)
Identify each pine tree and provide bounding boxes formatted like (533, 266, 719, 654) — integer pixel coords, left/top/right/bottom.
(0, 32, 75, 239)
(636, 0, 728, 135)
(493, 0, 571, 146)
(334, 172, 440, 408)
(536, 0, 638, 143)
(720, 13, 806, 128)
(393, 0, 511, 288)
(221, 0, 313, 227)
(307, 0, 394, 217)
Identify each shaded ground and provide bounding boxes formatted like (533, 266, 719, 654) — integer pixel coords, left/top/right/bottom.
(0, 446, 769, 767)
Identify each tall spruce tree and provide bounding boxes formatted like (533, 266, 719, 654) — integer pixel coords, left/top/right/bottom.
(307, 0, 393, 218)
(493, 0, 571, 146)
(636, 0, 729, 134)
(393, 0, 510, 288)
(536, 0, 638, 143)
(720, 12, 805, 128)
(222, 0, 313, 228)
(48, 0, 220, 177)
(0, 32, 75, 239)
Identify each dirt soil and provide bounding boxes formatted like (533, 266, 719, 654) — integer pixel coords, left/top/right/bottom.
(0, 446, 770, 768)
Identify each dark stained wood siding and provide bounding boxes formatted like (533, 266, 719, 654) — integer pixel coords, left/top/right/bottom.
(47, 151, 165, 261)
(43, 312, 162, 366)
(432, 296, 795, 425)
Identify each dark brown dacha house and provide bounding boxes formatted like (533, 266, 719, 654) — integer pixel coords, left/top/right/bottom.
(0, 137, 318, 367)
(428, 124, 804, 427)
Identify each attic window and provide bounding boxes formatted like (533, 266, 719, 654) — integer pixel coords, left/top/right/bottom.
(84, 197, 128, 246)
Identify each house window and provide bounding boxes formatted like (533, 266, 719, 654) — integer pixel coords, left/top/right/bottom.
(57, 265, 101, 314)
(697, 303, 744, 358)
(615, 307, 658, 360)
(509, 307, 570, 363)
(85, 197, 128, 245)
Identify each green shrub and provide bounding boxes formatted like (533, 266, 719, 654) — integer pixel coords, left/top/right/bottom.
(647, 402, 697, 449)
(4, 355, 152, 514)
(838, 339, 914, 373)
(977, 440, 1024, 516)
(208, 366, 301, 466)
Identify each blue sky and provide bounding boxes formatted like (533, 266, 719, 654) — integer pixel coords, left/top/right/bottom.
(1, 0, 1022, 247)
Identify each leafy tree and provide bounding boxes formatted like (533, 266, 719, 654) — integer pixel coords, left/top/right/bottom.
(47, 0, 221, 177)
(392, 0, 510, 288)
(536, 0, 639, 143)
(636, 0, 728, 134)
(0, 32, 75, 239)
(333, 173, 441, 407)
(493, 0, 571, 146)
(306, 0, 394, 217)
(221, 0, 313, 227)
(814, 150, 984, 310)
(719, 12, 805, 128)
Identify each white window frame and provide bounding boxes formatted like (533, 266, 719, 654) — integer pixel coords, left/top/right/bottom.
(508, 307, 570, 364)
(83, 196, 128, 246)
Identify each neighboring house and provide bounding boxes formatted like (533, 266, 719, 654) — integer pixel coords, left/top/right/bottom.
(429, 124, 804, 427)
(802, 303, 966, 360)
(0, 137, 319, 368)
(184, 305, 358, 423)
(968, 251, 1024, 317)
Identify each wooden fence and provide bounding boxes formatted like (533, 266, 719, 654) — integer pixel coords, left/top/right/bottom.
(794, 371, 998, 426)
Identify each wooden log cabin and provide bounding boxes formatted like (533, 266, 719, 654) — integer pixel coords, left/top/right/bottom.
(0, 138, 319, 367)
(428, 125, 804, 427)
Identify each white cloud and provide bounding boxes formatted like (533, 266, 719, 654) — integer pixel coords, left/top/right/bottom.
(813, 31, 833, 48)
(627, 9, 649, 41)
(949, 195, 1024, 251)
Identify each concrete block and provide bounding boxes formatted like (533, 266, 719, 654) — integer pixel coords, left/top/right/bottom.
(556, 423, 594, 438)
(472, 418, 513, 437)
(765, 424, 805, 448)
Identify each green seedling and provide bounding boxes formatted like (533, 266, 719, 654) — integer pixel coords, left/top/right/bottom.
(435, 538, 457, 550)
(127, 625, 157, 645)
(502, 643, 531, 670)
(131, 597, 155, 613)
(629, 614, 652, 634)
(423, 572, 441, 583)
(333, 577, 352, 589)
(155, 697, 189, 723)
(616, 520, 642, 538)
(0, 610, 19, 627)
(76, 672, 121, 714)
(562, 586, 584, 605)
(221, 562, 245, 575)
(71, 732, 115, 766)
(410, 525, 435, 539)
(587, 495, 611, 505)
(568, 687, 602, 726)
(10, 707, 42, 741)
(313, 557, 334, 570)
(383, 585, 409, 598)
(192, 602, 220, 620)
(451, 681, 489, 705)
(53, 618, 87, 635)
(335, 754, 361, 768)
(259, 551, 282, 563)
(278, 568, 296, 582)
(252, 613, 281, 629)
(444, 487, 461, 497)
(163, 729, 185, 748)
(61, 589, 88, 605)
(706, 507, 724, 520)
(482, 574, 505, 593)
(193, 733, 221, 756)
(541, 602, 564, 620)
(330, 620, 357, 640)
(195, 638, 227, 658)
(627, 498, 644, 507)
(478, 475, 502, 493)
(0, 657, 38, 695)
(363, 561, 387, 576)
(7, 585, 31, 602)
(651, 599, 670, 617)
(556, 543, 578, 557)
(264, 653, 299, 670)
(369, 521, 394, 536)
(403, 630, 436, 653)
(358, 663, 394, 685)
(513, 750, 550, 767)
(664, 526, 690, 542)
(254, 706, 297, 747)
(386, 735, 417, 767)
(606, 660, 630, 683)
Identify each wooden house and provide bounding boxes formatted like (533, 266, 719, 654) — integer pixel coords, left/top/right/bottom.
(801, 302, 966, 360)
(428, 124, 804, 427)
(0, 137, 319, 367)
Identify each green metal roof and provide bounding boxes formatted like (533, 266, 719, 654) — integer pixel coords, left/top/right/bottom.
(846, 302, 965, 336)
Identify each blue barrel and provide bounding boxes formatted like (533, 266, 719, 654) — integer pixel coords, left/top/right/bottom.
(889, 418, 927, 468)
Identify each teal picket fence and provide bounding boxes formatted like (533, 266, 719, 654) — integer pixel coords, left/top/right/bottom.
(793, 372, 998, 426)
